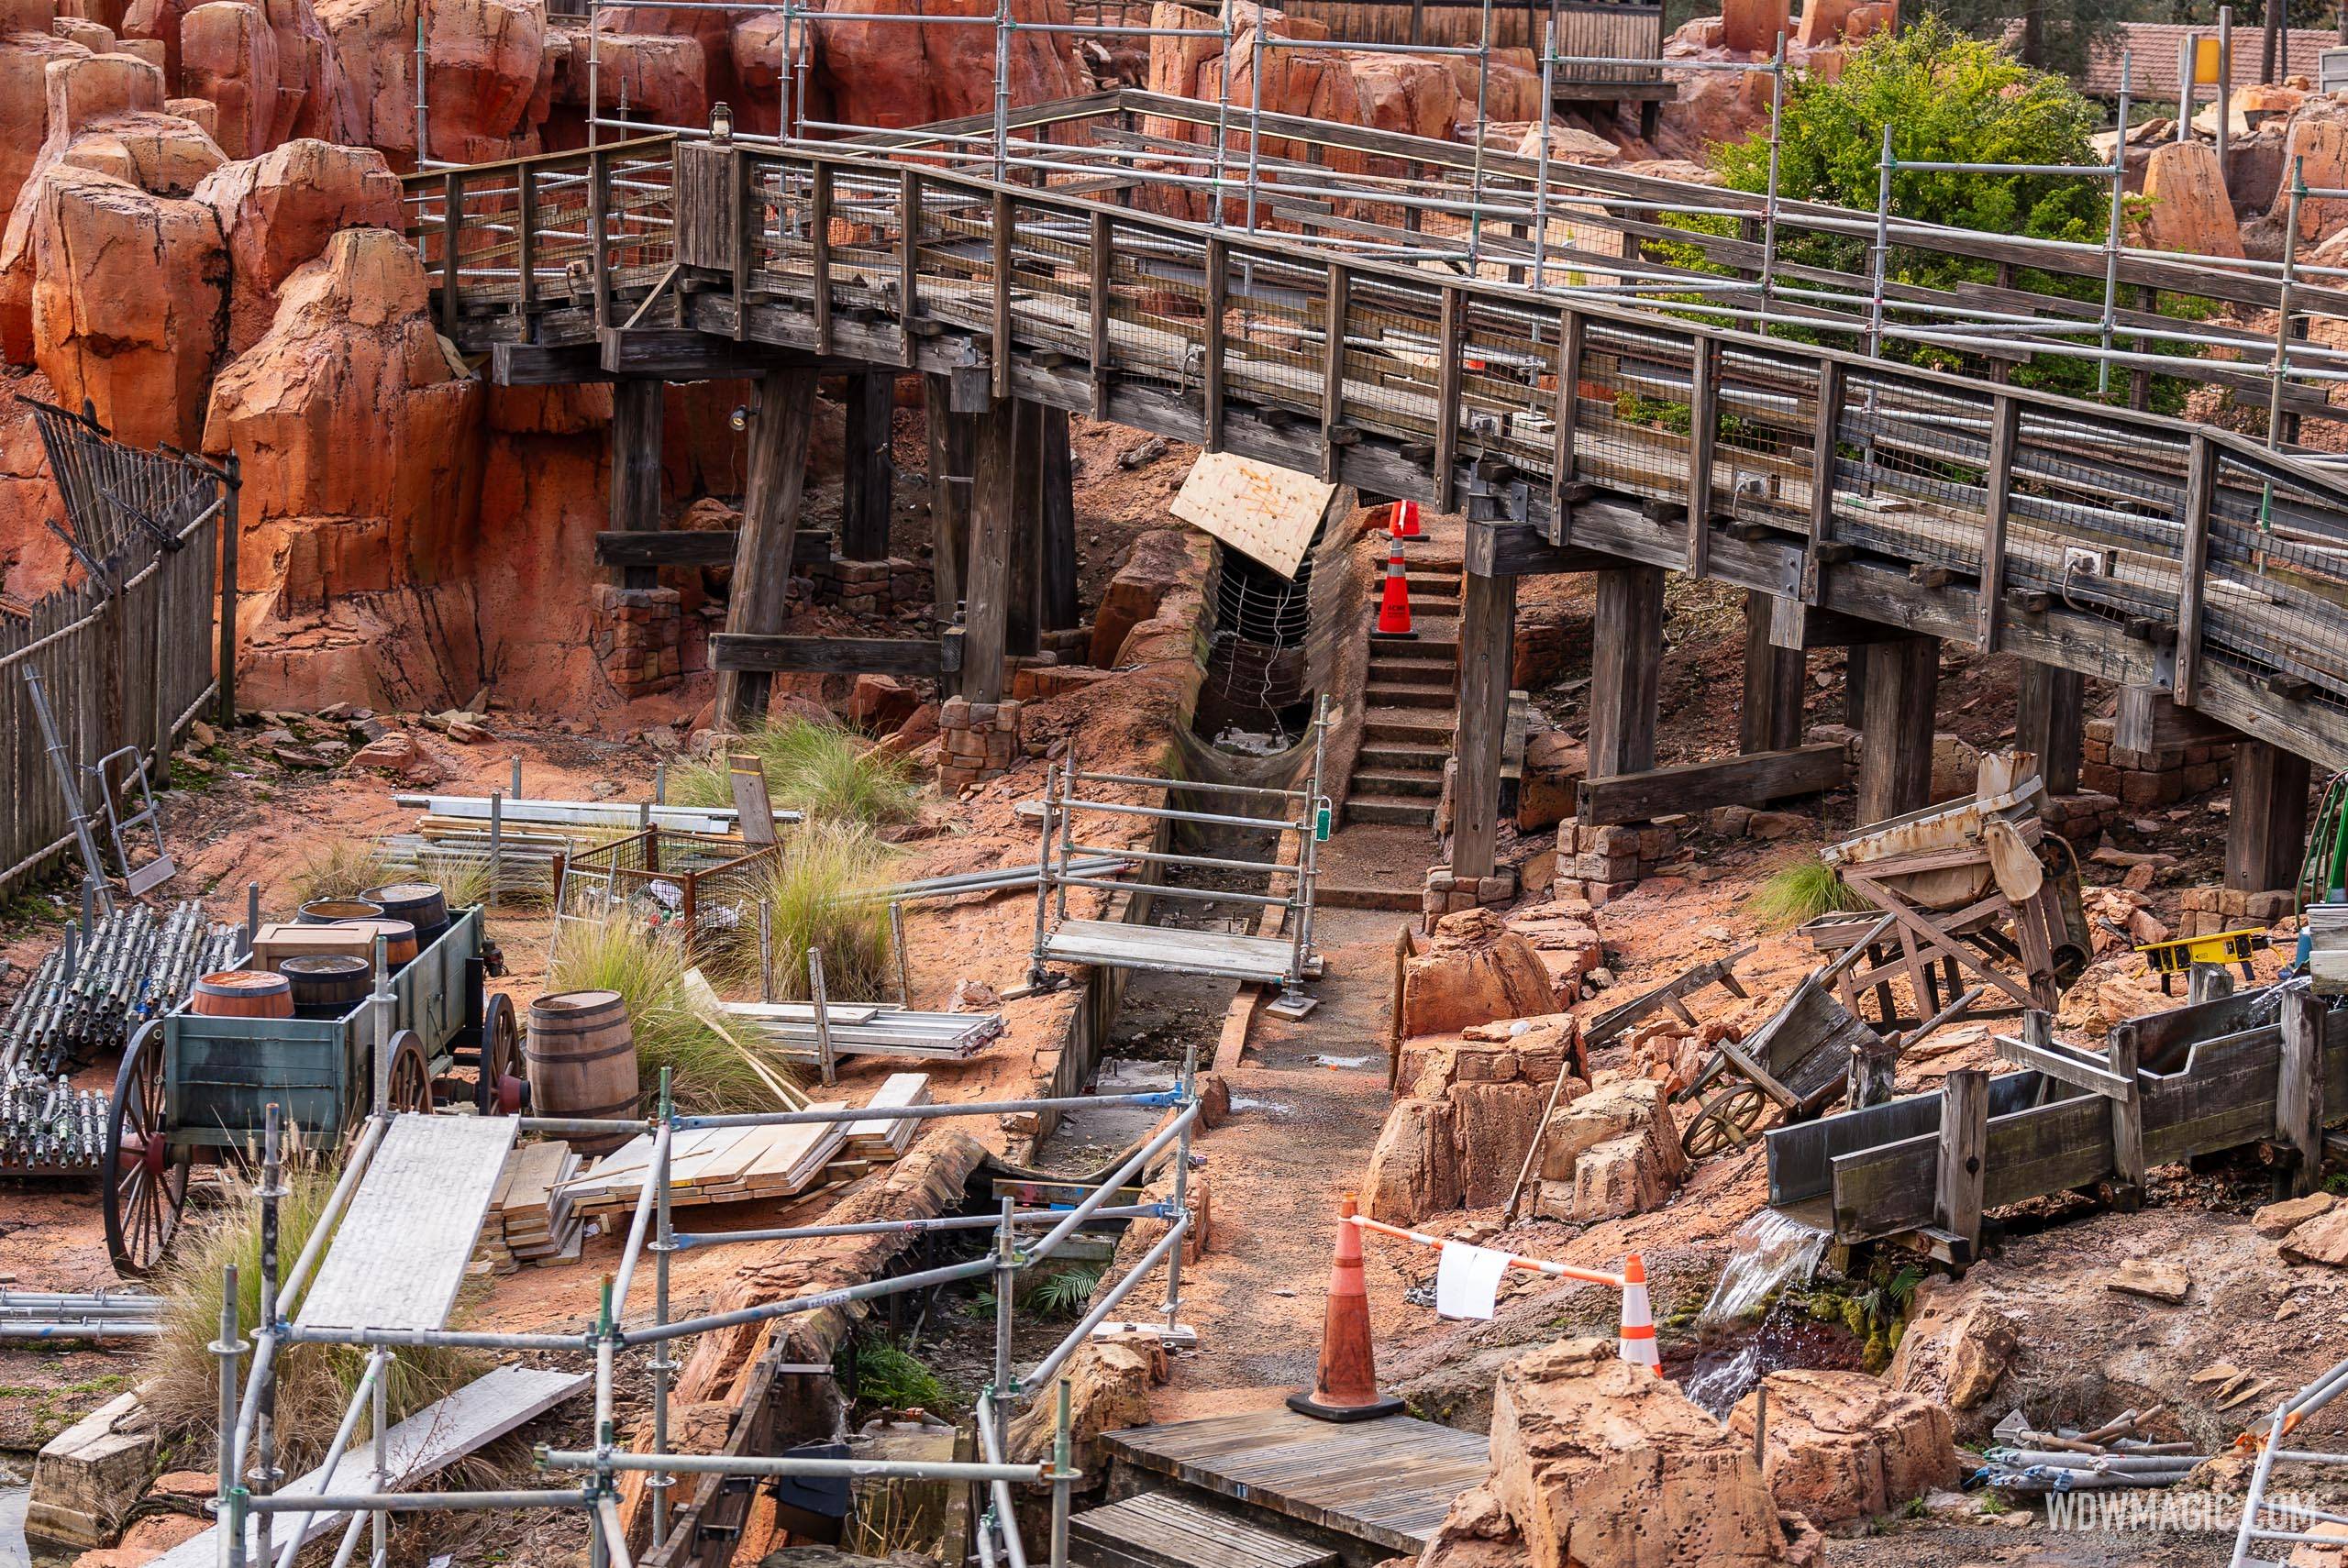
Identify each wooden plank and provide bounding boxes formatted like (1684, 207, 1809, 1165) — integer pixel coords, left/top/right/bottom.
(1574, 743, 1844, 826)
(963, 399, 1015, 702)
(711, 635, 945, 678)
(1990, 1034, 2130, 1097)
(1586, 564, 1663, 778)
(153, 1366, 590, 1568)
(1432, 286, 1461, 513)
(2281, 985, 2324, 1196)
(2173, 433, 2217, 705)
(1319, 263, 1347, 482)
(1551, 312, 1583, 544)
(1974, 394, 2019, 651)
(1204, 236, 1227, 453)
(810, 163, 834, 356)
(1462, 521, 1617, 578)
(295, 1115, 520, 1331)
(1800, 359, 1844, 605)
(594, 532, 736, 568)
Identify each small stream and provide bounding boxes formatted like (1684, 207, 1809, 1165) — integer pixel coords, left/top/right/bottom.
(1677, 1210, 1841, 1419)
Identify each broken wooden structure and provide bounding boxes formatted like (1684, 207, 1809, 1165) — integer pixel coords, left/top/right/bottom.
(1767, 982, 2336, 1266)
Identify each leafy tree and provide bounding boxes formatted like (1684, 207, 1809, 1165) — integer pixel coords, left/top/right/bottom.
(1924, 0, 2128, 83)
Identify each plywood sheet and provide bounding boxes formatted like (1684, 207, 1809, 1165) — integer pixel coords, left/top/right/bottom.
(1170, 452, 1335, 580)
(294, 1114, 519, 1332)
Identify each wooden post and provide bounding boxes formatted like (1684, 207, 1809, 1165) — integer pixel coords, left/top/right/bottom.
(439, 170, 462, 337)
(1453, 569, 1516, 881)
(1551, 313, 1584, 545)
(1843, 643, 1869, 728)
(810, 164, 834, 356)
(715, 372, 817, 728)
(1740, 589, 1803, 755)
(1007, 399, 1043, 658)
(1588, 565, 1665, 780)
(2107, 1027, 2144, 1200)
(216, 455, 239, 728)
(1433, 286, 1462, 513)
(2227, 738, 2313, 893)
(1975, 395, 2019, 651)
(2174, 434, 2216, 706)
(963, 401, 1017, 703)
(2279, 984, 2325, 1198)
(991, 191, 1013, 403)
(1202, 236, 1226, 451)
(1934, 1068, 1988, 1257)
(2013, 661, 2085, 797)
(1685, 338, 1719, 577)
(1800, 359, 1844, 604)
(900, 170, 923, 368)
(840, 372, 893, 561)
(1088, 208, 1112, 419)
(1040, 405, 1079, 632)
(516, 163, 537, 321)
(923, 374, 971, 620)
(1855, 635, 1940, 827)
(609, 380, 666, 591)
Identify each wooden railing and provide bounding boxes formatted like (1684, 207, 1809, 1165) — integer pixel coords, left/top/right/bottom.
(403, 123, 2348, 770)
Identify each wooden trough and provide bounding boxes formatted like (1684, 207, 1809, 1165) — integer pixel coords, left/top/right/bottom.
(1766, 983, 2337, 1268)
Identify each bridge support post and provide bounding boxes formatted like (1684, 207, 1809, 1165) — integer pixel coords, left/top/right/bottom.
(610, 379, 665, 591)
(2014, 660, 2084, 796)
(924, 374, 972, 621)
(1588, 564, 1665, 780)
(715, 371, 817, 729)
(2226, 738, 2311, 894)
(1041, 404, 1079, 634)
(1453, 568, 1516, 882)
(1009, 399, 1044, 658)
(840, 371, 894, 561)
(1740, 589, 1803, 755)
(1855, 635, 1940, 827)
(963, 399, 1017, 704)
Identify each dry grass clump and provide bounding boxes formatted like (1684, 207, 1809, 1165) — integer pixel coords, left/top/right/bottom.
(285, 839, 396, 906)
(718, 822, 897, 1004)
(669, 719, 919, 828)
(1745, 856, 1872, 930)
(549, 913, 778, 1114)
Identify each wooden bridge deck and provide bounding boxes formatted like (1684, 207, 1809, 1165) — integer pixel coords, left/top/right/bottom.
(1099, 1408, 1490, 1554)
(400, 96, 2348, 773)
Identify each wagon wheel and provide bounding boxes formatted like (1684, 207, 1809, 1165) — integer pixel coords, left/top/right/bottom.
(1680, 1083, 1771, 1161)
(474, 992, 523, 1115)
(105, 1021, 193, 1277)
(386, 1032, 435, 1115)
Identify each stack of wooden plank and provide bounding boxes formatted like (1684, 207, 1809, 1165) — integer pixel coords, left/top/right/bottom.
(479, 1141, 586, 1272)
(843, 1074, 931, 1162)
(556, 1110, 852, 1219)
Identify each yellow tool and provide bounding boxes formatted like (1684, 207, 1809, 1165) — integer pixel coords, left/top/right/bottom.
(2135, 929, 2270, 994)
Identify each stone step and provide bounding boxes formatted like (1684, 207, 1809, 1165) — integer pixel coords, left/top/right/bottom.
(1358, 742, 1454, 770)
(1373, 630, 1458, 657)
(1352, 768, 1444, 798)
(1346, 792, 1440, 826)
(1367, 657, 1456, 687)
(1363, 682, 1455, 710)
(1362, 712, 1456, 745)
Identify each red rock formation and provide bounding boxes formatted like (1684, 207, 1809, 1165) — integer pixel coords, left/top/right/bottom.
(0, 20, 93, 224)
(317, 0, 542, 165)
(548, 23, 704, 132)
(0, 363, 72, 602)
(194, 135, 399, 349)
(2134, 139, 2243, 259)
(804, 0, 1089, 132)
(1721, 0, 1789, 52)
(181, 1, 277, 155)
(202, 226, 484, 702)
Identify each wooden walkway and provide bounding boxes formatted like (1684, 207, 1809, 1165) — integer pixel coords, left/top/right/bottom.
(294, 1112, 518, 1332)
(1100, 1408, 1489, 1554)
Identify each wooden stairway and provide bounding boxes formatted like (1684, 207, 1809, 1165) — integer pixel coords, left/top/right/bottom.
(1346, 565, 1460, 831)
(1069, 1490, 1336, 1568)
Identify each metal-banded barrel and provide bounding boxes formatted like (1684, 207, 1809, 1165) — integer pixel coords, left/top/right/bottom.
(191, 971, 294, 1019)
(362, 882, 449, 945)
(297, 897, 383, 925)
(278, 955, 372, 1015)
(526, 991, 639, 1154)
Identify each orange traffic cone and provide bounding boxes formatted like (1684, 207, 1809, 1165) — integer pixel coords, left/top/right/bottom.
(1618, 1252, 1659, 1374)
(1374, 541, 1413, 637)
(1288, 1196, 1405, 1422)
(1390, 499, 1422, 538)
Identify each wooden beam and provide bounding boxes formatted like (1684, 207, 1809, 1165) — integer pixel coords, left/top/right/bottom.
(1574, 743, 1846, 826)
(1933, 1067, 1988, 1255)
(1463, 521, 1618, 578)
(596, 531, 829, 569)
(609, 379, 664, 591)
(1551, 313, 1583, 544)
(1203, 236, 1227, 453)
(2174, 434, 2217, 705)
(1433, 286, 1462, 514)
(839, 371, 893, 561)
(714, 371, 817, 728)
(1685, 337, 1718, 577)
(1800, 359, 1844, 605)
(1855, 634, 1939, 827)
(2280, 985, 2324, 1197)
(924, 373, 972, 617)
(963, 399, 1016, 702)
(1040, 404, 1079, 632)
(1741, 589, 1804, 754)
(710, 635, 948, 679)
(1767, 596, 1919, 651)
(597, 328, 814, 380)
(2013, 661, 2084, 796)
(491, 342, 613, 386)
(1008, 399, 1043, 658)
(1587, 564, 1664, 779)
(1319, 263, 1347, 482)
(2107, 1026, 2144, 1194)
(1975, 394, 2019, 651)
(1452, 568, 1515, 880)
(1990, 1033, 2131, 1097)
(2228, 738, 2311, 893)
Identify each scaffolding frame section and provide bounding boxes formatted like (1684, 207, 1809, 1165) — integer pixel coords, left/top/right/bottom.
(1028, 698, 1330, 1002)
(205, 1041, 1205, 1568)
(2230, 1347, 2348, 1566)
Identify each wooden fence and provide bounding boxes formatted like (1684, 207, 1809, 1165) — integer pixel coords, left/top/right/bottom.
(0, 408, 225, 897)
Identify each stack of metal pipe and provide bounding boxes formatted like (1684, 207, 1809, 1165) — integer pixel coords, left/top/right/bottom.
(1973, 1408, 2206, 1494)
(0, 1070, 105, 1169)
(0, 1287, 162, 1341)
(0, 900, 238, 1077)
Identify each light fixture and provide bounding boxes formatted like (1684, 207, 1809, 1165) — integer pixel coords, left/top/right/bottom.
(710, 101, 734, 144)
(729, 404, 749, 433)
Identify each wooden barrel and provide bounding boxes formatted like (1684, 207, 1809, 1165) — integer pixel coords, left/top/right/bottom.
(297, 897, 383, 925)
(279, 955, 372, 1014)
(526, 990, 639, 1153)
(362, 882, 449, 944)
(192, 970, 294, 1019)
(328, 918, 417, 968)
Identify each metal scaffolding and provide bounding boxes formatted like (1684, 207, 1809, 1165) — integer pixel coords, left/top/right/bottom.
(205, 1040, 1203, 1568)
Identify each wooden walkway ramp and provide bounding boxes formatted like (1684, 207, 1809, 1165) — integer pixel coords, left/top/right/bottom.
(1099, 1408, 1488, 1555)
(295, 1112, 519, 1332)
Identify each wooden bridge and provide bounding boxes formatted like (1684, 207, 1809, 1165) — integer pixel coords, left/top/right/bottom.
(402, 92, 2348, 888)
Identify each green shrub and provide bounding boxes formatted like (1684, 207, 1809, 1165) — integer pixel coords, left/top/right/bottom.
(854, 1338, 946, 1412)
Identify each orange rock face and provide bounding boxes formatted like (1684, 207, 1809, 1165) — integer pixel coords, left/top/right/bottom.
(317, 0, 543, 165)
(548, 24, 704, 131)
(1720, 0, 1789, 52)
(2134, 139, 2242, 259)
(181, 0, 360, 156)
(804, 0, 1089, 132)
(194, 136, 400, 350)
(203, 226, 482, 632)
